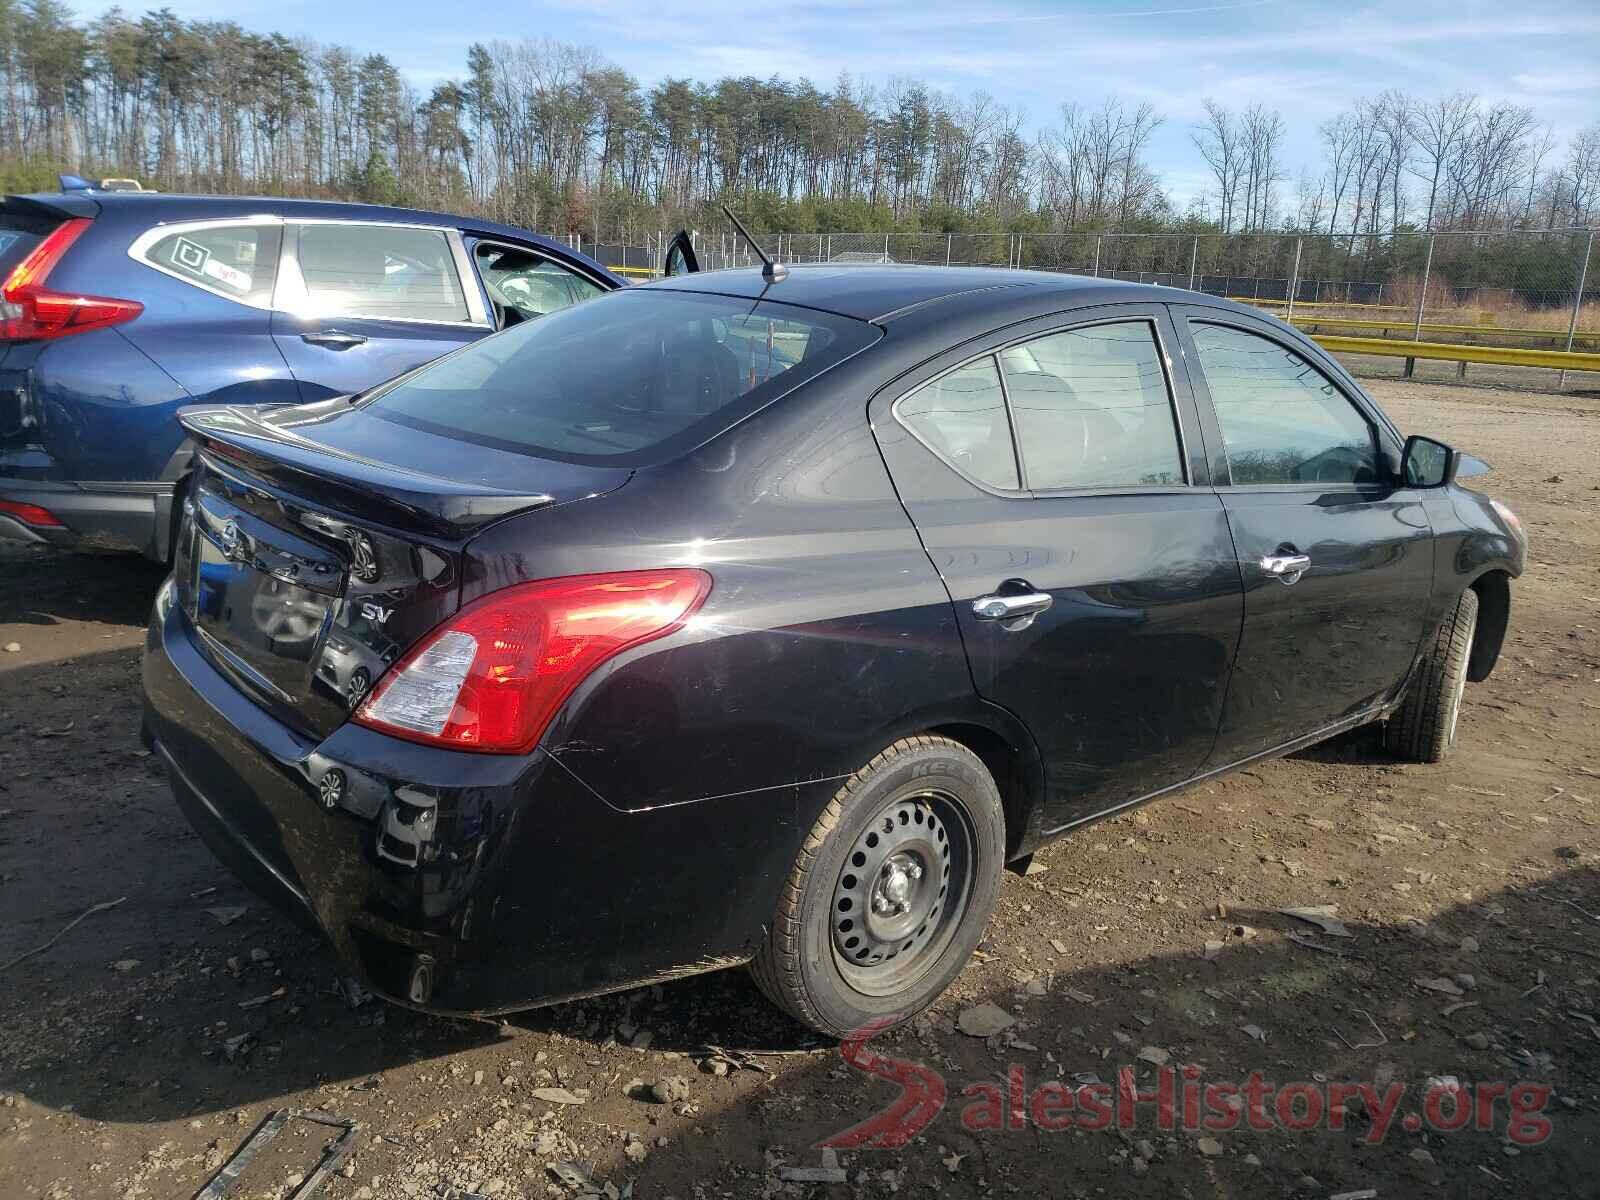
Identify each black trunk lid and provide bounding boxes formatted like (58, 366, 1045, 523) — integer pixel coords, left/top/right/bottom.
(174, 400, 630, 738)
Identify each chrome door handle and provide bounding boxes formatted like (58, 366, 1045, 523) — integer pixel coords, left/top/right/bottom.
(972, 591, 1053, 628)
(1260, 553, 1312, 584)
(301, 330, 367, 349)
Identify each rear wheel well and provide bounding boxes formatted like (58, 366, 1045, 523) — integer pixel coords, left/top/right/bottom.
(1467, 570, 1510, 682)
(926, 721, 1040, 865)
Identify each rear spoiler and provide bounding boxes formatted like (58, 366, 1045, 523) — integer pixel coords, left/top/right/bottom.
(180, 404, 558, 538)
(4, 192, 101, 220)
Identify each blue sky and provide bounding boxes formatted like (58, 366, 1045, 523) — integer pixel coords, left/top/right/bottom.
(69, 0, 1600, 207)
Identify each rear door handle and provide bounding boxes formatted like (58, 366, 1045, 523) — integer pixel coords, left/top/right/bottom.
(301, 331, 367, 349)
(1260, 553, 1312, 584)
(972, 591, 1053, 630)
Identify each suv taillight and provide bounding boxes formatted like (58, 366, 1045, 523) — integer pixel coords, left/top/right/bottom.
(0, 218, 142, 340)
(354, 570, 711, 753)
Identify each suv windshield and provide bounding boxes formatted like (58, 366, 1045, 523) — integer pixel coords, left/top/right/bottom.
(363, 289, 878, 465)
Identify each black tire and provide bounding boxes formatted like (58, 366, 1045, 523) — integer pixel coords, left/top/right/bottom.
(750, 735, 1005, 1037)
(1386, 588, 1479, 763)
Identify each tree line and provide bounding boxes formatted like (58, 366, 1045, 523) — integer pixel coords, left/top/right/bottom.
(0, 0, 1595, 243)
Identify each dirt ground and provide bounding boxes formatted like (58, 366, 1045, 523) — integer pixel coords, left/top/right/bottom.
(2, 374, 1599, 1200)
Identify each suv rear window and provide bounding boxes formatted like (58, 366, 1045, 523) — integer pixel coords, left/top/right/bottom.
(0, 210, 62, 280)
(362, 289, 878, 465)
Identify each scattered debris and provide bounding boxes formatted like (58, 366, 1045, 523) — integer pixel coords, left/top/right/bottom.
(1241, 1023, 1267, 1042)
(334, 976, 373, 1009)
(1279, 904, 1353, 938)
(957, 1002, 1016, 1037)
(206, 906, 248, 927)
(1287, 933, 1349, 957)
(1137, 1046, 1170, 1066)
(222, 1033, 256, 1062)
(1415, 976, 1465, 997)
(529, 1086, 588, 1106)
(1196, 1136, 1224, 1157)
(111, 958, 139, 973)
(1332, 1008, 1388, 1051)
(193, 1108, 358, 1199)
(238, 987, 288, 1010)
(0, 895, 126, 974)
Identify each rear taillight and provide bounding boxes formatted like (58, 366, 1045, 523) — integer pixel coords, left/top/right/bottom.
(0, 498, 64, 527)
(354, 569, 711, 753)
(0, 218, 142, 341)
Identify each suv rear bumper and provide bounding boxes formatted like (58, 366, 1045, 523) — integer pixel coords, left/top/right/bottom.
(141, 578, 813, 1015)
(0, 477, 174, 558)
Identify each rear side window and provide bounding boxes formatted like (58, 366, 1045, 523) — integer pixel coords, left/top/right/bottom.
(897, 358, 1019, 489)
(362, 289, 877, 465)
(1190, 323, 1379, 485)
(999, 321, 1183, 489)
(295, 224, 468, 323)
(140, 223, 282, 305)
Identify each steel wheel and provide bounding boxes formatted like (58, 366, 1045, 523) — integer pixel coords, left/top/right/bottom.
(750, 735, 1005, 1036)
(831, 790, 973, 995)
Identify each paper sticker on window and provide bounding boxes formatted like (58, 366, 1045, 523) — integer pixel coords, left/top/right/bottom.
(203, 258, 252, 292)
(169, 236, 211, 276)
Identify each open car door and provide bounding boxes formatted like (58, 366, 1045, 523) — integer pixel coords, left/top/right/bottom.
(663, 230, 699, 276)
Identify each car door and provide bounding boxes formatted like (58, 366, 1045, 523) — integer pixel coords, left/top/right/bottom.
(1170, 307, 1435, 765)
(122, 216, 302, 410)
(270, 221, 490, 401)
(870, 305, 1244, 833)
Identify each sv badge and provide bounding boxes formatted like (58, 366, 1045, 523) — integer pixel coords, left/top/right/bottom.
(360, 601, 394, 625)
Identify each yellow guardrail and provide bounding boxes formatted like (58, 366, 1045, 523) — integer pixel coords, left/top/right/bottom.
(1292, 315, 1599, 347)
(1311, 334, 1600, 373)
(1229, 296, 1417, 314)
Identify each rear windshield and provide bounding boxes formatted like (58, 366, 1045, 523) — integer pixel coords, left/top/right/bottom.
(362, 289, 878, 465)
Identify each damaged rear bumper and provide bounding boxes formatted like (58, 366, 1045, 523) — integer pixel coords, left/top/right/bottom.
(141, 577, 814, 1014)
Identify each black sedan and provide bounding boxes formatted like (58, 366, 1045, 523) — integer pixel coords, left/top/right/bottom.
(141, 264, 1525, 1035)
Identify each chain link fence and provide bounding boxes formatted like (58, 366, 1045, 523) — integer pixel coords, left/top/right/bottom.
(582, 228, 1598, 384)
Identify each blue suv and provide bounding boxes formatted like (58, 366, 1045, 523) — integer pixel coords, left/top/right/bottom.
(0, 188, 625, 559)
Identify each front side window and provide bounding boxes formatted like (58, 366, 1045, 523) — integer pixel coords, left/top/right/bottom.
(998, 321, 1183, 489)
(140, 223, 282, 306)
(1191, 323, 1379, 485)
(363, 289, 876, 465)
(897, 357, 1019, 490)
(295, 224, 468, 323)
(475, 243, 604, 326)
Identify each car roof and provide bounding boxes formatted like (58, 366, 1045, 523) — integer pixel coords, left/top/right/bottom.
(7, 191, 592, 266)
(637, 264, 1260, 324)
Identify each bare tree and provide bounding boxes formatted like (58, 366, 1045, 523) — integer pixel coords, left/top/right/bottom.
(1408, 92, 1475, 231)
(1192, 99, 1242, 232)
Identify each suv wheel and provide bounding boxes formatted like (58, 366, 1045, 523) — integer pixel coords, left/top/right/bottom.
(1385, 588, 1479, 763)
(750, 735, 1005, 1037)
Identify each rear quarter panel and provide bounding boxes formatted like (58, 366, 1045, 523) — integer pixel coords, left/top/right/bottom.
(459, 351, 1024, 815)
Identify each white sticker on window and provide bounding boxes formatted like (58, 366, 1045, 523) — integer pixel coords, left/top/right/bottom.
(169, 236, 210, 275)
(203, 258, 252, 292)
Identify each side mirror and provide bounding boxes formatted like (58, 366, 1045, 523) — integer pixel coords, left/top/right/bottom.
(1401, 434, 1459, 488)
